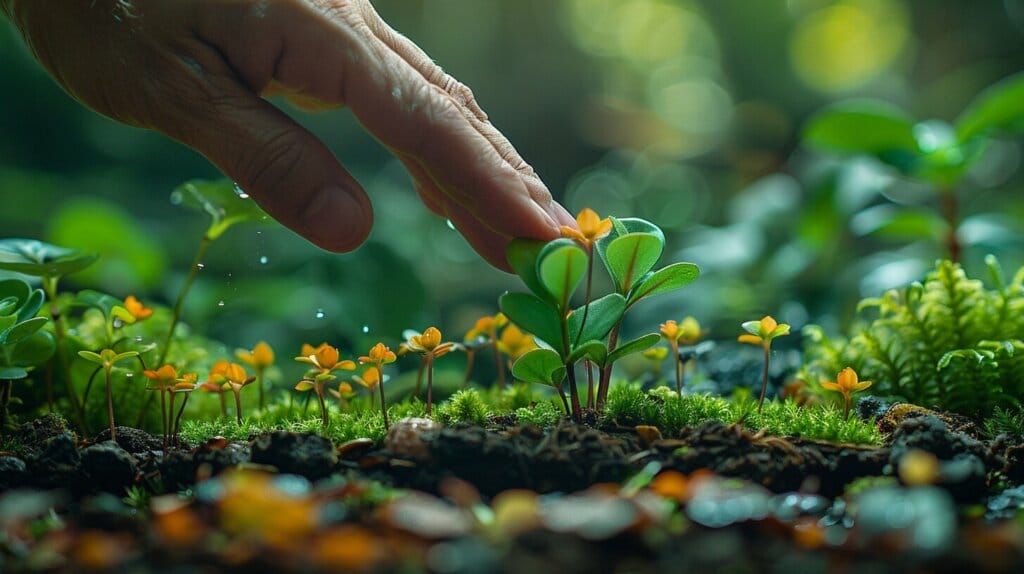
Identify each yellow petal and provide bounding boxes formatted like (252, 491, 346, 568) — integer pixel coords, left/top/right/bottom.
(819, 381, 841, 392)
(737, 334, 764, 345)
(836, 367, 858, 390)
(853, 380, 873, 392)
(759, 316, 778, 335)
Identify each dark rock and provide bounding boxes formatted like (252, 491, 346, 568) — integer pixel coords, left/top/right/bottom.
(986, 484, 1024, 521)
(12, 413, 72, 454)
(857, 395, 887, 422)
(878, 404, 983, 440)
(1001, 443, 1024, 485)
(93, 426, 163, 454)
(81, 441, 138, 493)
(27, 432, 81, 489)
(0, 455, 29, 489)
(383, 417, 442, 460)
(337, 438, 375, 460)
(249, 432, 337, 481)
(889, 416, 988, 502)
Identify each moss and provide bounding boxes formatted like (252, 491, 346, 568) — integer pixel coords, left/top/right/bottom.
(986, 405, 1024, 439)
(514, 399, 563, 428)
(436, 389, 490, 426)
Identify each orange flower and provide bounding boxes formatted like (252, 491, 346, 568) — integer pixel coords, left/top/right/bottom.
(202, 359, 254, 391)
(738, 315, 791, 347)
(403, 327, 456, 358)
(350, 368, 381, 391)
(497, 324, 536, 360)
(359, 343, 396, 366)
(124, 295, 153, 321)
(560, 208, 612, 246)
(820, 367, 873, 403)
(295, 342, 356, 373)
(660, 320, 682, 342)
(143, 364, 179, 391)
(464, 313, 508, 342)
(236, 341, 275, 369)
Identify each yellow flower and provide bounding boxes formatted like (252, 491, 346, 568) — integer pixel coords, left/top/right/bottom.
(202, 360, 254, 391)
(819, 367, 873, 402)
(359, 343, 396, 366)
(350, 368, 381, 391)
(404, 327, 456, 358)
(738, 315, 791, 347)
(660, 320, 681, 342)
(677, 316, 703, 345)
(560, 208, 612, 246)
(295, 342, 356, 373)
(143, 364, 179, 391)
(237, 341, 275, 369)
(124, 295, 153, 321)
(464, 313, 508, 342)
(642, 347, 669, 361)
(496, 324, 537, 360)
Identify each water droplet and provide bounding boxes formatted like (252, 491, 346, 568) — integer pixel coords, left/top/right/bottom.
(217, 300, 225, 307)
(259, 256, 268, 265)
(233, 183, 250, 199)
(196, 263, 205, 270)
(125, 373, 134, 378)
(112, 318, 124, 329)
(362, 325, 370, 333)
(315, 308, 326, 319)
(169, 190, 183, 205)
(134, 336, 143, 343)
(446, 219, 457, 231)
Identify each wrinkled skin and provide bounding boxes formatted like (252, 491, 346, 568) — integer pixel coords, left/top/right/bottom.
(2, 0, 574, 269)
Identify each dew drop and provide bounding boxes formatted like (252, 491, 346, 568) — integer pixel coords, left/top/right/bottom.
(362, 325, 370, 333)
(169, 191, 183, 205)
(446, 219, 457, 231)
(259, 256, 268, 265)
(217, 300, 225, 307)
(315, 308, 326, 319)
(125, 373, 134, 379)
(112, 318, 124, 329)
(134, 336, 143, 343)
(233, 183, 250, 199)
(196, 263, 205, 270)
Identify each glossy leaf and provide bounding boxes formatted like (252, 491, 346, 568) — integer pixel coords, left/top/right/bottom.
(75, 290, 122, 317)
(607, 333, 661, 364)
(295, 380, 316, 392)
(77, 350, 104, 365)
(511, 348, 566, 386)
(499, 292, 563, 350)
(567, 293, 626, 344)
(17, 289, 44, 322)
(803, 100, 919, 154)
(8, 331, 56, 367)
(0, 367, 28, 380)
(110, 305, 137, 326)
(956, 72, 1024, 143)
(171, 179, 269, 239)
(0, 316, 47, 346)
(0, 239, 98, 278)
(506, 238, 549, 300)
(596, 217, 665, 270)
(538, 239, 587, 310)
(627, 263, 700, 306)
(604, 232, 663, 293)
(568, 340, 608, 366)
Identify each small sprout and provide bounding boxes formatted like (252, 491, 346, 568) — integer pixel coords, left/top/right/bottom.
(122, 295, 153, 321)
(819, 367, 873, 420)
(359, 343, 397, 429)
(200, 360, 255, 425)
(77, 348, 139, 441)
(738, 315, 791, 413)
(236, 341, 275, 410)
(328, 381, 356, 411)
(462, 313, 509, 388)
(401, 327, 455, 415)
(659, 317, 704, 395)
(294, 343, 355, 426)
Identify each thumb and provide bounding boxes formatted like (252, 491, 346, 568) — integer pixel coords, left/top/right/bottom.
(158, 69, 373, 253)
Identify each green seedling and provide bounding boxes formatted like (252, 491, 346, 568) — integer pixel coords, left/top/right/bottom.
(803, 72, 1024, 262)
(0, 238, 97, 424)
(0, 278, 56, 429)
(503, 210, 699, 420)
(738, 315, 791, 413)
(77, 348, 139, 440)
(295, 343, 356, 427)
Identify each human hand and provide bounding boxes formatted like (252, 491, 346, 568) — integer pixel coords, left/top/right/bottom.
(3, 0, 574, 269)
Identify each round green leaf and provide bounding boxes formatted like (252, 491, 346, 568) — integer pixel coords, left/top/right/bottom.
(568, 340, 608, 366)
(0, 279, 29, 306)
(9, 331, 56, 367)
(75, 290, 123, 317)
(511, 348, 566, 386)
(956, 72, 1024, 143)
(604, 233, 663, 293)
(538, 240, 587, 310)
(171, 179, 270, 239)
(506, 239, 549, 300)
(499, 292, 563, 350)
(0, 239, 98, 278)
(0, 366, 29, 380)
(568, 293, 626, 344)
(627, 263, 700, 305)
(803, 100, 919, 154)
(0, 316, 48, 346)
(607, 333, 661, 364)
(596, 217, 665, 270)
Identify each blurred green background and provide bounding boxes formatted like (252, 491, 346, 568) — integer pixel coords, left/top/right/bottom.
(2, 0, 1023, 359)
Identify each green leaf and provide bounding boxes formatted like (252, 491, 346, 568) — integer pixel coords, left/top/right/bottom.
(604, 233, 663, 293)
(171, 179, 269, 239)
(16, 289, 44, 322)
(110, 306, 137, 326)
(8, 331, 56, 367)
(802, 100, 919, 154)
(75, 290, 123, 316)
(0, 280, 28, 307)
(0, 314, 14, 334)
(506, 239, 549, 300)
(0, 317, 47, 346)
(0, 297, 17, 316)
(499, 292, 563, 350)
(627, 262, 700, 306)
(77, 350, 104, 365)
(295, 380, 316, 392)
(607, 333, 661, 364)
(568, 293, 626, 344)
(112, 351, 140, 364)
(537, 239, 588, 310)
(0, 367, 29, 380)
(956, 72, 1024, 143)
(568, 340, 608, 366)
(596, 218, 665, 269)
(741, 320, 762, 336)
(0, 239, 98, 278)
(850, 205, 947, 241)
(511, 348, 566, 386)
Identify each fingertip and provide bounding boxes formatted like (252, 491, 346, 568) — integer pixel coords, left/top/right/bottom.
(301, 185, 373, 252)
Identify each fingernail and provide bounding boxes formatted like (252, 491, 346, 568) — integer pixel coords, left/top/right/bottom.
(303, 186, 369, 252)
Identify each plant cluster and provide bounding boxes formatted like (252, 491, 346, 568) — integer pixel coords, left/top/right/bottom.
(502, 209, 699, 421)
(802, 257, 1024, 416)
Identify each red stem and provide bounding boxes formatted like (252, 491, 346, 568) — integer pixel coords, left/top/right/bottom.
(757, 345, 770, 413)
